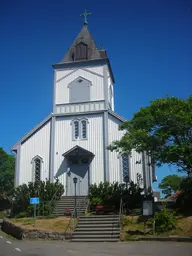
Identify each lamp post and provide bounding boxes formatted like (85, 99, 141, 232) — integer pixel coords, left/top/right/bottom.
(73, 177, 78, 218)
(124, 175, 129, 190)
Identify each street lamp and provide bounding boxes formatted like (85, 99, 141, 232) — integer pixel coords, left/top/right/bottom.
(73, 177, 78, 218)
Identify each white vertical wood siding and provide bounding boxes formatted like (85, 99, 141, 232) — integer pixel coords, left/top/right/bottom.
(85, 66, 104, 76)
(55, 101, 105, 114)
(108, 114, 124, 183)
(19, 121, 51, 185)
(54, 114, 104, 194)
(55, 68, 104, 105)
(108, 114, 144, 185)
(130, 150, 143, 186)
(56, 69, 75, 81)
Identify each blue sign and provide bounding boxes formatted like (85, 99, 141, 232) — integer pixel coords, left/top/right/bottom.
(30, 197, 39, 205)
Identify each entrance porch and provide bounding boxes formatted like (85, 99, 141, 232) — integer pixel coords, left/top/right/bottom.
(62, 146, 94, 196)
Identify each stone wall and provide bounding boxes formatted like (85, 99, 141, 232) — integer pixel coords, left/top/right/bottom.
(2, 219, 71, 240)
(2, 219, 23, 239)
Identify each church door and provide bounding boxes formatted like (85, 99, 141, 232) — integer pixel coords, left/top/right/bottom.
(67, 156, 89, 196)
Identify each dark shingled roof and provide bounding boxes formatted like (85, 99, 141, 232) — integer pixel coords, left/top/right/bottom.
(60, 25, 102, 63)
(54, 25, 115, 83)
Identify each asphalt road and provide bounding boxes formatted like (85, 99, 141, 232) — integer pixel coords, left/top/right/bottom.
(0, 232, 192, 256)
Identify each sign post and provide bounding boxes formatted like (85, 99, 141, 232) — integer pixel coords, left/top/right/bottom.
(142, 195, 155, 235)
(30, 198, 39, 227)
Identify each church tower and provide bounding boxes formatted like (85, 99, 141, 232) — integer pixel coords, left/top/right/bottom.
(52, 20, 115, 115)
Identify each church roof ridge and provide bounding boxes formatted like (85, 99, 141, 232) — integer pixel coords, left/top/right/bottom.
(11, 113, 53, 151)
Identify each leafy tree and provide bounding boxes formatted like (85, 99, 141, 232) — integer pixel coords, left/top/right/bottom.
(176, 177, 192, 214)
(0, 148, 15, 197)
(158, 175, 183, 197)
(109, 96, 192, 177)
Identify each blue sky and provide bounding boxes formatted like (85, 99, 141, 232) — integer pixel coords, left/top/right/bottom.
(0, 0, 191, 191)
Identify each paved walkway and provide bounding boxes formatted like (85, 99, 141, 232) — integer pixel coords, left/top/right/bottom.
(0, 231, 192, 256)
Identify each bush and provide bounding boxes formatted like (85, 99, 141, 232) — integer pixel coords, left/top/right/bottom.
(89, 181, 143, 212)
(153, 205, 176, 233)
(15, 212, 28, 218)
(12, 179, 64, 217)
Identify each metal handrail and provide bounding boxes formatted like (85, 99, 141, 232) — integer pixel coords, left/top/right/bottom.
(119, 197, 123, 230)
(65, 196, 88, 241)
(50, 185, 62, 205)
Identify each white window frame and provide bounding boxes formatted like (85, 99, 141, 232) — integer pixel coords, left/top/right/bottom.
(80, 119, 88, 140)
(121, 153, 130, 183)
(31, 155, 43, 183)
(71, 118, 88, 140)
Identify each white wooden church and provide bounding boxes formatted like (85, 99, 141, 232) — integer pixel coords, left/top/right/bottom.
(12, 16, 155, 196)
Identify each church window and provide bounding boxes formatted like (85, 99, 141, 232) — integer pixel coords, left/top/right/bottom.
(81, 120, 87, 139)
(69, 77, 91, 103)
(32, 156, 42, 183)
(73, 121, 79, 140)
(72, 118, 88, 140)
(76, 42, 88, 60)
(121, 153, 129, 183)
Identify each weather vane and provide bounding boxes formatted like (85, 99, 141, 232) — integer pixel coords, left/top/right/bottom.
(80, 9, 92, 25)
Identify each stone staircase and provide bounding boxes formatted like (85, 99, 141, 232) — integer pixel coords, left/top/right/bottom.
(71, 215, 120, 242)
(52, 196, 87, 217)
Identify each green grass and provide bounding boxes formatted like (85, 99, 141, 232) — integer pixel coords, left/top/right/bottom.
(0, 230, 17, 240)
(0, 211, 7, 218)
(10, 217, 77, 232)
(121, 216, 192, 241)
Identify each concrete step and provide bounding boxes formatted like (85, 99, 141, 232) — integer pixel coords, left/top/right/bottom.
(78, 218, 119, 221)
(52, 213, 85, 216)
(77, 224, 119, 228)
(80, 215, 119, 218)
(74, 231, 119, 235)
(53, 205, 85, 209)
(72, 233, 119, 239)
(78, 220, 119, 225)
(57, 201, 86, 204)
(54, 208, 85, 211)
(71, 238, 119, 242)
(61, 197, 86, 199)
(57, 203, 85, 205)
(75, 227, 120, 231)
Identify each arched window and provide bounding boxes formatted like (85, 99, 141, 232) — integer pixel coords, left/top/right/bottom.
(81, 120, 87, 139)
(32, 156, 42, 183)
(72, 118, 88, 140)
(73, 121, 79, 140)
(76, 42, 88, 60)
(34, 158, 41, 182)
(69, 77, 91, 103)
(121, 153, 129, 183)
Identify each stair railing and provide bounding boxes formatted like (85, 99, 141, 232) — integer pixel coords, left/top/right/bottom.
(83, 196, 88, 214)
(64, 198, 81, 241)
(49, 185, 63, 216)
(64, 196, 88, 241)
(119, 197, 123, 231)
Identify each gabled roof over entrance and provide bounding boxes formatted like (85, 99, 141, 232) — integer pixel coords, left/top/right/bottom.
(62, 145, 94, 157)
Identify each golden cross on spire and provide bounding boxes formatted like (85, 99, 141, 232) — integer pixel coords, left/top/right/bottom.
(80, 9, 92, 25)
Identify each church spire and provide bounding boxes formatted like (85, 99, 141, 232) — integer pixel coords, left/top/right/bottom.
(60, 22, 102, 63)
(80, 9, 92, 25)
